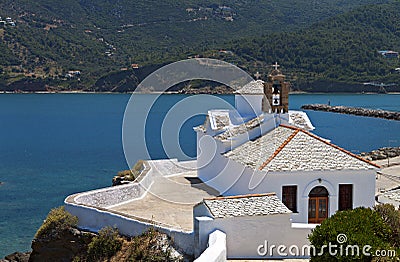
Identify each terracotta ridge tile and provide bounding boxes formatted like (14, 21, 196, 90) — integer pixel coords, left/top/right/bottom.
(280, 124, 381, 169)
(204, 192, 276, 201)
(259, 128, 300, 170)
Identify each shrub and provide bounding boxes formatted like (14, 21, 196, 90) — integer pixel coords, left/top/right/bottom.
(374, 204, 400, 247)
(87, 226, 123, 261)
(117, 160, 144, 181)
(127, 228, 179, 262)
(35, 206, 78, 239)
(308, 207, 394, 261)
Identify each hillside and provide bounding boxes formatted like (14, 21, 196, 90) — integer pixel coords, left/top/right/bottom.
(94, 1, 400, 93)
(221, 1, 400, 92)
(0, 0, 397, 92)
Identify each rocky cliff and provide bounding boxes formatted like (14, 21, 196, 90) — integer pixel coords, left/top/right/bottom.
(2, 206, 185, 262)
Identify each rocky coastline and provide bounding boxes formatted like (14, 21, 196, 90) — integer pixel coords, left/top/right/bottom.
(301, 104, 400, 121)
(360, 147, 400, 161)
(1, 207, 184, 262)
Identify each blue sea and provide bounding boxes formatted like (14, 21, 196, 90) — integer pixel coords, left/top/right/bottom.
(0, 93, 400, 257)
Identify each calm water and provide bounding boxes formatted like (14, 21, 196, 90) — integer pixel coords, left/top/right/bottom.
(0, 93, 399, 257)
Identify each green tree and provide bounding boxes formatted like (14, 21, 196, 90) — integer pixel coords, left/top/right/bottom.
(87, 226, 123, 261)
(308, 207, 395, 261)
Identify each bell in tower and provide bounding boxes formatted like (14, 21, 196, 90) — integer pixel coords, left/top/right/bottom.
(262, 62, 289, 114)
(272, 80, 281, 106)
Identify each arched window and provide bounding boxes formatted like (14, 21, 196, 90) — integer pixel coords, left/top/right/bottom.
(308, 186, 329, 197)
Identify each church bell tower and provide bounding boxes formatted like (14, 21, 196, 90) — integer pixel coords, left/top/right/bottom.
(262, 62, 289, 113)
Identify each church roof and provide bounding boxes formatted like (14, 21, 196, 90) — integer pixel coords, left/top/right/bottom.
(224, 124, 380, 172)
(202, 193, 291, 219)
(214, 115, 264, 140)
(234, 80, 264, 95)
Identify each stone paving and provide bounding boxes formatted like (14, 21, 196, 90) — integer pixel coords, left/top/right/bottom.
(382, 189, 400, 202)
(73, 183, 142, 208)
(109, 168, 219, 231)
(374, 156, 400, 208)
(148, 159, 196, 176)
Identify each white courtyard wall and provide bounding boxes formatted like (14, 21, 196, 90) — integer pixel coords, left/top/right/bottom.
(64, 160, 195, 255)
(195, 214, 311, 259)
(65, 202, 194, 255)
(194, 230, 227, 262)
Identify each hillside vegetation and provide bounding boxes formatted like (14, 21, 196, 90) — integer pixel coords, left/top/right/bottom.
(0, 0, 398, 92)
(223, 1, 400, 91)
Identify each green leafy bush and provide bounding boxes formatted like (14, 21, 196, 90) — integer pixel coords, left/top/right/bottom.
(87, 226, 123, 261)
(309, 207, 395, 261)
(374, 204, 400, 248)
(35, 206, 78, 239)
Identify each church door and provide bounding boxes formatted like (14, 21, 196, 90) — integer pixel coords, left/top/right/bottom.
(308, 186, 329, 224)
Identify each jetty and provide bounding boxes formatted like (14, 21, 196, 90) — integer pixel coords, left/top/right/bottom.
(301, 104, 400, 121)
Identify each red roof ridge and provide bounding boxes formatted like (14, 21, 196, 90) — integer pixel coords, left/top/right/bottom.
(279, 124, 381, 169)
(259, 128, 300, 170)
(204, 192, 276, 201)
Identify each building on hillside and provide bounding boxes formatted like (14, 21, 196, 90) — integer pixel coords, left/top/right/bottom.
(194, 63, 379, 224)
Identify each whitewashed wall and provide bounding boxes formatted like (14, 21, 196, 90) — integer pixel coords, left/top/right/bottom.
(194, 213, 311, 259)
(64, 160, 195, 255)
(235, 94, 263, 118)
(194, 230, 227, 262)
(197, 145, 376, 224)
(65, 203, 194, 255)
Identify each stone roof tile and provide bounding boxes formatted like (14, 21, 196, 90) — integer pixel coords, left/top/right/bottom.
(203, 193, 291, 218)
(235, 80, 264, 95)
(224, 124, 380, 172)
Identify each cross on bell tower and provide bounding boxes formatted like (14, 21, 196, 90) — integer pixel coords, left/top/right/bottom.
(262, 62, 290, 114)
(254, 71, 261, 80)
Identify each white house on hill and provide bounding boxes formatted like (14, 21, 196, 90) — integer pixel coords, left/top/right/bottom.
(194, 65, 379, 225)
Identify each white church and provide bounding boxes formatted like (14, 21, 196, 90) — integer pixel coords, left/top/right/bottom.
(65, 64, 382, 260)
(194, 64, 379, 225)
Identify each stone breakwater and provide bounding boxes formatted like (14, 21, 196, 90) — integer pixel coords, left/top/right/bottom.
(360, 147, 400, 161)
(301, 104, 400, 121)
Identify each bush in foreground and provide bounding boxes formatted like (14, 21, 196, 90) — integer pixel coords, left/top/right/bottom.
(309, 207, 396, 261)
(374, 204, 400, 248)
(35, 206, 78, 239)
(124, 227, 181, 262)
(86, 226, 123, 261)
